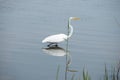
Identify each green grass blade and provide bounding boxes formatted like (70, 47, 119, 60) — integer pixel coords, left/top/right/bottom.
(71, 74, 75, 80)
(104, 65, 108, 80)
(56, 65, 60, 80)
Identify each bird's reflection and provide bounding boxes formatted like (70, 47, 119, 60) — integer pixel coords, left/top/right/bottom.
(42, 44, 77, 80)
(42, 46, 67, 57)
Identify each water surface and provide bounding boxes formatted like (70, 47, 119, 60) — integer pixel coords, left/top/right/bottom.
(0, 0, 120, 80)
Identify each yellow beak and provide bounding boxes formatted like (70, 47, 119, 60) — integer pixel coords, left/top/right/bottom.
(72, 17, 80, 20)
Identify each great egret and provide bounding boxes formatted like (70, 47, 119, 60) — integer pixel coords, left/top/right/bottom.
(42, 17, 80, 46)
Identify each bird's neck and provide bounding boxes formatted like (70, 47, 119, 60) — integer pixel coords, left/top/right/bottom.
(67, 19, 73, 38)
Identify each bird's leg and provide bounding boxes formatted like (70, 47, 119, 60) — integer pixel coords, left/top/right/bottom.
(47, 43, 54, 47)
(48, 43, 58, 47)
(52, 43, 58, 47)
(55, 43, 58, 47)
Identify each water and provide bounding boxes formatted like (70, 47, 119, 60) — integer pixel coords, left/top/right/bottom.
(0, 0, 120, 80)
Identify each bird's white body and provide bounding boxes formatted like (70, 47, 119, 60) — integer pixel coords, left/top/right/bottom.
(42, 17, 79, 45)
(42, 33, 67, 43)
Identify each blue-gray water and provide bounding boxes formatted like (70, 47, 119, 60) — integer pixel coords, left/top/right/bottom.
(0, 0, 120, 80)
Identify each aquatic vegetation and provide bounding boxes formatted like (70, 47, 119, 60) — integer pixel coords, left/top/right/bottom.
(71, 74, 75, 80)
(83, 68, 91, 80)
(116, 61, 120, 80)
(55, 63, 120, 80)
(103, 63, 120, 80)
(104, 65, 108, 80)
(56, 65, 60, 80)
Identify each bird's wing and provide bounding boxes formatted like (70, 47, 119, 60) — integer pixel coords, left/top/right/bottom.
(42, 34, 67, 43)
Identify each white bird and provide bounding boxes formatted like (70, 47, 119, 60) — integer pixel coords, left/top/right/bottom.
(42, 17, 80, 47)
